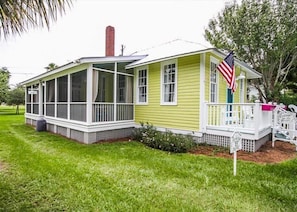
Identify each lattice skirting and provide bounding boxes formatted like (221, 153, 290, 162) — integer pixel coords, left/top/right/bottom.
(197, 133, 271, 152)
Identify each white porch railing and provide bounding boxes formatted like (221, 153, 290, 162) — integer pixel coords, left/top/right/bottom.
(92, 103, 134, 122)
(203, 101, 274, 138)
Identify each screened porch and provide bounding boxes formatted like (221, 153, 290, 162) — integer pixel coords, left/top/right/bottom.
(25, 61, 135, 124)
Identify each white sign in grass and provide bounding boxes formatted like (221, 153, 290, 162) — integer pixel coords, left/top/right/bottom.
(230, 131, 242, 176)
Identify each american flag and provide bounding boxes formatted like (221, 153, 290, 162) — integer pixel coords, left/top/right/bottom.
(217, 51, 236, 93)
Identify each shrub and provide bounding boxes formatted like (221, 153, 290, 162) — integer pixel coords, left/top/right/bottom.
(132, 122, 196, 153)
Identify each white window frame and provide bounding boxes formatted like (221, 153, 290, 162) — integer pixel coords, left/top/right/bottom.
(210, 57, 219, 103)
(160, 59, 177, 105)
(136, 66, 148, 104)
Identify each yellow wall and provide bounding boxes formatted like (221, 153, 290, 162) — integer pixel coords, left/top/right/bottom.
(135, 54, 201, 131)
(135, 52, 247, 131)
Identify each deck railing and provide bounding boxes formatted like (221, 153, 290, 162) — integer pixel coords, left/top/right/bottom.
(93, 103, 133, 122)
(203, 101, 274, 136)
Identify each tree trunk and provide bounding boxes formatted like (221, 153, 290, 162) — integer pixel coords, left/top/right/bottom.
(16, 105, 19, 115)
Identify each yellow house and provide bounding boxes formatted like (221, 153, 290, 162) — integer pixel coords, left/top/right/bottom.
(22, 28, 273, 152)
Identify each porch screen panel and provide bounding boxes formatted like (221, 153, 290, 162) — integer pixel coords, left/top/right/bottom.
(58, 75, 68, 102)
(57, 75, 68, 119)
(93, 70, 114, 122)
(117, 75, 133, 103)
(57, 104, 67, 119)
(94, 71, 114, 102)
(46, 79, 55, 117)
(26, 87, 31, 113)
(70, 70, 86, 122)
(71, 70, 86, 102)
(70, 104, 86, 122)
(32, 84, 39, 114)
(116, 75, 133, 121)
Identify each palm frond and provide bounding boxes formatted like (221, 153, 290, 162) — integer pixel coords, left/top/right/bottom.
(0, 0, 73, 39)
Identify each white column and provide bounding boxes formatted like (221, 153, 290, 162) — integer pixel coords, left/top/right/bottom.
(24, 86, 28, 115)
(30, 85, 33, 115)
(38, 82, 43, 117)
(254, 100, 261, 139)
(86, 64, 93, 124)
(67, 73, 71, 120)
(199, 53, 206, 132)
(44, 82, 47, 116)
(114, 62, 117, 122)
(54, 78, 57, 118)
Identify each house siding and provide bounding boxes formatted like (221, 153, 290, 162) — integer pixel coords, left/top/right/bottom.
(135, 54, 200, 131)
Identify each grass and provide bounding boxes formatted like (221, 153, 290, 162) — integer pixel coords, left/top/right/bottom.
(0, 106, 297, 211)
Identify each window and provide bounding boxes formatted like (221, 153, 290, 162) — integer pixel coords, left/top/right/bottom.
(71, 70, 86, 102)
(57, 75, 68, 102)
(161, 61, 177, 104)
(210, 60, 218, 103)
(137, 67, 147, 104)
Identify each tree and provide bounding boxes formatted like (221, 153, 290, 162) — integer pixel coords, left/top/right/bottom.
(0, 67, 10, 103)
(204, 0, 297, 102)
(7, 85, 25, 114)
(45, 63, 59, 71)
(0, 0, 72, 39)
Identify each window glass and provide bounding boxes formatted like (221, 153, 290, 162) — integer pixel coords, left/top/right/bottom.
(162, 63, 176, 103)
(137, 68, 147, 103)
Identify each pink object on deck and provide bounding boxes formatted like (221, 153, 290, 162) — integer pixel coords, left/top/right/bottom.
(261, 104, 276, 111)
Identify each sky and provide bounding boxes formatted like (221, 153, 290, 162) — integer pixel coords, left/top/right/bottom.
(0, 0, 229, 86)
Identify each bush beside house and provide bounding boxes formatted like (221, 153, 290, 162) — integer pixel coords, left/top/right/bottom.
(132, 122, 196, 153)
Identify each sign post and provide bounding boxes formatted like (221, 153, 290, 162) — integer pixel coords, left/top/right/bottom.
(230, 131, 242, 176)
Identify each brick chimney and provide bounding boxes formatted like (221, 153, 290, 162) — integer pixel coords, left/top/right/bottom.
(105, 26, 115, 56)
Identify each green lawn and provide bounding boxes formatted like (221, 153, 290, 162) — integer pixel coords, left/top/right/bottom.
(0, 106, 297, 211)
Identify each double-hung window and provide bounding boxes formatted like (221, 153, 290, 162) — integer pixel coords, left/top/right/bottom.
(161, 60, 177, 105)
(210, 58, 218, 103)
(136, 67, 148, 104)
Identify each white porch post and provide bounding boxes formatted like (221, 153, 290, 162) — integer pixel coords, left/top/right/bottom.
(67, 73, 71, 120)
(114, 62, 117, 122)
(86, 64, 93, 124)
(44, 82, 47, 116)
(254, 100, 261, 138)
(38, 82, 43, 117)
(54, 78, 57, 118)
(30, 85, 33, 115)
(199, 53, 206, 132)
(24, 86, 27, 114)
